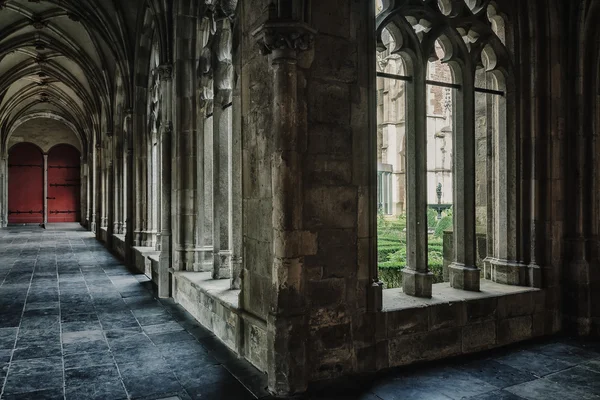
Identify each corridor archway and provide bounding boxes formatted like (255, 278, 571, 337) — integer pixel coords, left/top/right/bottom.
(47, 144, 81, 223)
(7, 143, 44, 224)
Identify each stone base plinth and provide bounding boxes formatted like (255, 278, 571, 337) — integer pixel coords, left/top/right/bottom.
(402, 269, 433, 298)
(449, 263, 480, 291)
(484, 258, 527, 286)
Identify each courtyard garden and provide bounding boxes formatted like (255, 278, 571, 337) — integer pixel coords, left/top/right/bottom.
(377, 208, 452, 289)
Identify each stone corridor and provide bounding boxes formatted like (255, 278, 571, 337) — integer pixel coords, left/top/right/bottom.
(1, 226, 600, 400)
(0, 225, 265, 400)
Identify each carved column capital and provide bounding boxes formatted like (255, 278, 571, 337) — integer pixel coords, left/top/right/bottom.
(163, 121, 173, 136)
(158, 64, 173, 81)
(252, 21, 317, 58)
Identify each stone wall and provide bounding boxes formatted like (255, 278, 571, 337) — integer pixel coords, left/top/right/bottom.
(8, 118, 82, 154)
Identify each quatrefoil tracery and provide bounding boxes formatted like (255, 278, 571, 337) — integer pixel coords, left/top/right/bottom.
(377, 0, 509, 78)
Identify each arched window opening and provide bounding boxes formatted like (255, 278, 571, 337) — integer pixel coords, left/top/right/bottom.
(375, 0, 516, 297)
(426, 38, 456, 284)
(377, 25, 410, 287)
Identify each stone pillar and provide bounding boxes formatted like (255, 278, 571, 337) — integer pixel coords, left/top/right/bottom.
(80, 159, 88, 228)
(488, 80, 526, 285)
(95, 143, 102, 238)
(253, 17, 317, 396)
(43, 154, 48, 227)
(158, 64, 173, 298)
(212, 19, 234, 280)
(0, 155, 6, 227)
(125, 111, 135, 265)
(448, 73, 480, 291)
(133, 86, 148, 247)
(106, 134, 115, 248)
(114, 138, 123, 235)
(101, 140, 108, 229)
(86, 142, 94, 231)
(402, 61, 432, 297)
(231, 14, 243, 290)
(197, 16, 214, 272)
(174, 8, 200, 272)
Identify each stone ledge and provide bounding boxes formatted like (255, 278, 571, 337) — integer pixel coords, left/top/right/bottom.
(99, 227, 108, 243)
(371, 281, 555, 371)
(133, 246, 160, 277)
(173, 271, 268, 374)
(383, 281, 537, 312)
(112, 234, 126, 259)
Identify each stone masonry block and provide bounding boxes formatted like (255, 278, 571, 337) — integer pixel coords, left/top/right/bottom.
(497, 316, 533, 346)
(308, 81, 351, 125)
(308, 278, 346, 308)
(462, 321, 497, 353)
(497, 292, 533, 319)
(429, 302, 467, 331)
(466, 297, 497, 323)
(388, 328, 461, 367)
(305, 186, 357, 230)
(386, 308, 428, 337)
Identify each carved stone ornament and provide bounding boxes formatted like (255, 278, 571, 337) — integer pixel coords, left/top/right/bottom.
(252, 21, 317, 56)
(32, 16, 48, 30)
(0, 2, 7, 11)
(163, 121, 173, 135)
(158, 65, 173, 81)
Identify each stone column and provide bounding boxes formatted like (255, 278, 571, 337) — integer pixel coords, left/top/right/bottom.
(197, 16, 214, 272)
(212, 19, 234, 280)
(174, 9, 200, 272)
(231, 14, 243, 290)
(488, 81, 526, 285)
(114, 138, 123, 235)
(125, 111, 135, 265)
(80, 159, 88, 228)
(402, 61, 432, 297)
(253, 18, 317, 396)
(106, 134, 115, 248)
(0, 155, 6, 227)
(101, 140, 108, 229)
(133, 86, 148, 247)
(95, 143, 102, 238)
(448, 73, 480, 291)
(43, 154, 48, 227)
(158, 64, 173, 298)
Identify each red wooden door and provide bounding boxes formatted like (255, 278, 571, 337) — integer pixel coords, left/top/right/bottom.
(8, 143, 44, 224)
(48, 144, 81, 223)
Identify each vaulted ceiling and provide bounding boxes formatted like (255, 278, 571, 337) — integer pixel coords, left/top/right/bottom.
(0, 0, 141, 154)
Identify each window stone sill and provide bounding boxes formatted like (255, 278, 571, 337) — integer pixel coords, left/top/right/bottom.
(383, 280, 538, 312)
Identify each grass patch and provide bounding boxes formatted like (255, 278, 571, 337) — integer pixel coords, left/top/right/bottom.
(377, 208, 452, 289)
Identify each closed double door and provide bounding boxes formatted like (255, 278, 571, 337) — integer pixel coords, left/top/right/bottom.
(8, 143, 80, 224)
(47, 144, 80, 223)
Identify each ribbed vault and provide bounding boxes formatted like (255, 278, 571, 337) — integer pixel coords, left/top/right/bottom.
(0, 0, 136, 157)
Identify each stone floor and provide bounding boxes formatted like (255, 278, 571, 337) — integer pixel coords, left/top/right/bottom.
(0, 225, 599, 400)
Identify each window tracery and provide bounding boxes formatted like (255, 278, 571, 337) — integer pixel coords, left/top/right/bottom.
(374, 0, 517, 297)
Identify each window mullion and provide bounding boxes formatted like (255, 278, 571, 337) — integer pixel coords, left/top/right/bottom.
(448, 75, 481, 291)
(402, 69, 433, 298)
